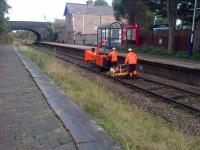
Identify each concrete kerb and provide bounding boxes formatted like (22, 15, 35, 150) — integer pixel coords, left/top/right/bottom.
(14, 47, 123, 150)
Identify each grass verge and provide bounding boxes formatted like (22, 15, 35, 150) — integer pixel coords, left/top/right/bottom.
(18, 45, 200, 150)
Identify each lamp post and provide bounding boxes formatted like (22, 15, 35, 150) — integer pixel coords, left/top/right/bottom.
(189, 0, 197, 58)
(44, 15, 54, 41)
(82, 15, 85, 35)
(99, 14, 102, 24)
(82, 15, 85, 45)
(72, 15, 75, 45)
(51, 22, 54, 41)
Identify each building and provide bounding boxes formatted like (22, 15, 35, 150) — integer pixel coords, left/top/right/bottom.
(62, 0, 115, 45)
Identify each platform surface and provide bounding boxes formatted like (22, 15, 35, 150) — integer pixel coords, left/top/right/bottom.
(1, 44, 122, 150)
(0, 45, 77, 150)
(41, 42, 200, 71)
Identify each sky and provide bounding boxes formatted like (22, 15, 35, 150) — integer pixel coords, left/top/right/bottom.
(7, 0, 112, 22)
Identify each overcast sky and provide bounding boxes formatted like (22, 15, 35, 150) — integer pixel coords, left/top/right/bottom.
(7, 0, 112, 22)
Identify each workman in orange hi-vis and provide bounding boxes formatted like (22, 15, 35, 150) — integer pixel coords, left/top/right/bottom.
(108, 47, 118, 68)
(125, 48, 138, 77)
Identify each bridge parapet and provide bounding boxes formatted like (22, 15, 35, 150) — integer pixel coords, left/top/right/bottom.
(8, 21, 52, 41)
(9, 21, 51, 29)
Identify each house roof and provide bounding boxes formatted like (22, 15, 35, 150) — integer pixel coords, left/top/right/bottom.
(64, 3, 114, 16)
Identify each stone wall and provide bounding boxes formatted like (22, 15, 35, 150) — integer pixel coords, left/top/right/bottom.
(73, 14, 115, 34)
(75, 34, 97, 46)
(60, 13, 115, 45)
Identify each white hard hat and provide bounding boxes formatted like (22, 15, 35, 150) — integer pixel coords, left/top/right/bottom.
(128, 48, 132, 51)
(112, 47, 116, 50)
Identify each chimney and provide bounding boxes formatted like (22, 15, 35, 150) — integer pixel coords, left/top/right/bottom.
(86, 0, 93, 7)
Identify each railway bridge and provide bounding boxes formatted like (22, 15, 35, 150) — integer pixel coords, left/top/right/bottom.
(8, 21, 53, 41)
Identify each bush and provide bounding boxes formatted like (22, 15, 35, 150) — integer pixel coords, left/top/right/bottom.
(192, 52, 200, 60)
(0, 33, 13, 44)
(173, 51, 189, 58)
(122, 44, 200, 61)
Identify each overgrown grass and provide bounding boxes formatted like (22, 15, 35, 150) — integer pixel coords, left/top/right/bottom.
(18, 45, 200, 150)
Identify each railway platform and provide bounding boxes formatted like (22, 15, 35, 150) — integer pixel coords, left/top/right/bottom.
(39, 42, 200, 86)
(40, 42, 200, 70)
(0, 45, 122, 150)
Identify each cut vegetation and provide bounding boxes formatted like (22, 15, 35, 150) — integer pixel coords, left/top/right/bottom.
(18, 45, 200, 150)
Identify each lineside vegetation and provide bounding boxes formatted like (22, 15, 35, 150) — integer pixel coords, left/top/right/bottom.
(0, 0, 11, 43)
(18, 45, 200, 150)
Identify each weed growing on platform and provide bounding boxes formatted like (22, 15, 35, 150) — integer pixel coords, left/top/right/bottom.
(19, 45, 200, 150)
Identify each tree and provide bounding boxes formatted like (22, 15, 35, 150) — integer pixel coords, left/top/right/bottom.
(193, 21, 200, 52)
(112, 0, 148, 27)
(112, 0, 126, 22)
(113, 0, 199, 52)
(146, 0, 200, 52)
(174, 0, 200, 52)
(145, 0, 167, 18)
(177, 0, 193, 27)
(94, 0, 108, 6)
(11, 30, 36, 42)
(167, 0, 178, 52)
(146, 0, 178, 51)
(0, 0, 10, 36)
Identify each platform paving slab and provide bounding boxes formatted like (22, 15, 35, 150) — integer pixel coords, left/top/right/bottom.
(0, 45, 77, 150)
(15, 47, 123, 150)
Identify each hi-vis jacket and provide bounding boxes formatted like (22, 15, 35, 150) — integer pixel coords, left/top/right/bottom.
(108, 50, 118, 62)
(125, 52, 137, 65)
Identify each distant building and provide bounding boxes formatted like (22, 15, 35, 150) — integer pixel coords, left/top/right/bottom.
(61, 0, 115, 45)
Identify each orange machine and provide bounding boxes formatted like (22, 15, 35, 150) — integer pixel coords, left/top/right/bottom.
(109, 64, 138, 78)
(84, 40, 110, 69)
(84, 40, 138, 78)
(95, 54, 110, 68)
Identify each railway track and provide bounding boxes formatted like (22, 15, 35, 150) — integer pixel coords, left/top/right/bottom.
(26, 44, 200, 113)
